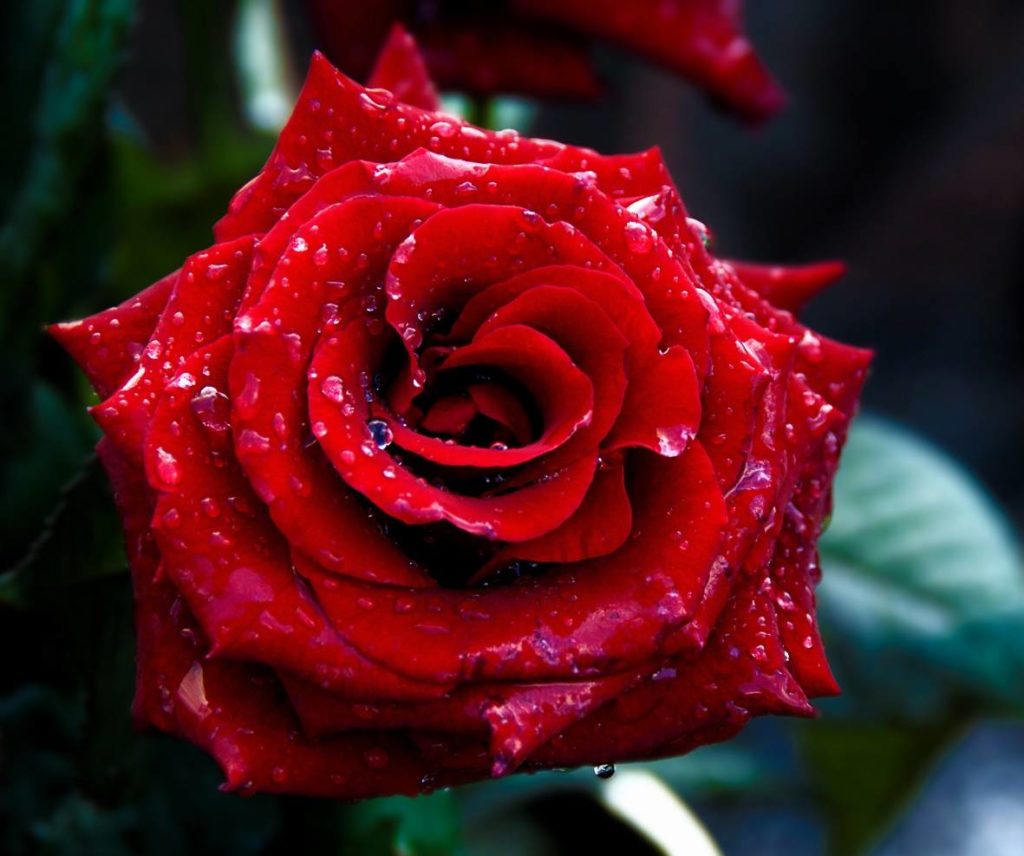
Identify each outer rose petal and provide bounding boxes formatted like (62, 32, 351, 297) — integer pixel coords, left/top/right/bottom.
(214, 55, 674, 241)
(147, 337, 453, 700)
(213, 53, 564, 240)
(529, 572, 813, 768)
(303, 0, 781, 118)
(416, 20, 602, 100)
(511, 0, 785, 121)
(50, 269, 176, 399)
(93, 237, 255, 461)
(367, 24, 441, 111)
(726, 259, 847, 314)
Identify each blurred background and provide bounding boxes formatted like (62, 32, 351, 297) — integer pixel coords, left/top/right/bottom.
(1, 1, 1022, 854)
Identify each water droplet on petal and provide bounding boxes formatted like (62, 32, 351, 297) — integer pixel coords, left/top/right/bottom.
(156, 448, 181, 485)
(429, 119, 457, 138)
(366, 419, 393, 450)
(237, 429, 271, 454)
(236, 372, 261, 417)
(623, 221, 653, 254)
(321, 375, 346, 403)
(190, 386, 231, 435)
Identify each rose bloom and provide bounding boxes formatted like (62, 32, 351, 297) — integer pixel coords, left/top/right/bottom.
(52, 35, 869, 798)
(304, 0, 785, 120)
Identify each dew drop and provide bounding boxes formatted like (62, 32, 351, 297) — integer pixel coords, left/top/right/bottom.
(155, 448, 181, 485)
(237, 429, 271, 454)
(321, 375, 346, 403)
(359, 88, 394, 112)
(366, 419, 393, 449)
(594, 764, 616, 779)
(200, 497, 220, 518)
(190, 386, 231, 435)
(623, 221, 653, 254)
(236, 372, 261, 416)
(429, 119, 457, 138)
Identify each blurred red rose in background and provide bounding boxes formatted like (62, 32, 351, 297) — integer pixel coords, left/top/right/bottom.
(304, 0, 785, 120)
(51, 34, 867, 798)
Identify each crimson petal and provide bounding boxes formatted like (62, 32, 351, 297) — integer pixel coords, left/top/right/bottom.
(49, 269, 177, 399)
(294, 445, 725, 684)
(310, 319, 598, 540)
(367, 24, 441, 111)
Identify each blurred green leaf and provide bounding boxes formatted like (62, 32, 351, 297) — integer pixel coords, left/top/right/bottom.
(463, 811, 558, 856)
(0, 380, 96, 570)
(0, 580, 279, 856)
(457, 721, 797, 840)
(1, 454, 125, 608)
(799, 720, 956, 856)
(105, 131, 272, 306)
(0, 0, 135, 313)
(343, 791, 462, 856)
(819, 416, 1024, 717)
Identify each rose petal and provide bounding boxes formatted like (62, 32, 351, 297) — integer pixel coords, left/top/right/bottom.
(511, 0, 785, 121)
(376, 151, 712, 377)
(311, 318, 599, 540)
(529, 572, 813, 768)
(93, 237, 255, 460)
(50, 269, 177, 399)
(367, 24, 441, 111)
(726, 259, 847, 314)
(605, 345, 701, 457)
(476, 458, 634, 573)
(230, 196, 440, 586)
(295, 445, 725, 684)
(421, 20, 602, 100)
(148, 336, 453, 699)
(471, 285, 628, 448)
(214, 54, 566, 239)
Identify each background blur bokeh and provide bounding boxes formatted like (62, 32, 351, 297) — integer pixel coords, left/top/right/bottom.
(2, 2, 1022, 854)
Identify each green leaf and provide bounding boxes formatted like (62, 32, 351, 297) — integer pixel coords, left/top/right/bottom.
(798, 719, 957, 856)
(818, 416, 1024, 717)
(0, 0, 135, 298)
(343, 791, 463, 856)
(457, 721, 796, 837)
(1, 455, 125, 608)
(0, 380, 96, 568)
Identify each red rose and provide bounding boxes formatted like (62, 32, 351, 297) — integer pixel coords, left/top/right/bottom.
(52, 44, 869, 798)
(305, 0, 785, 120)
